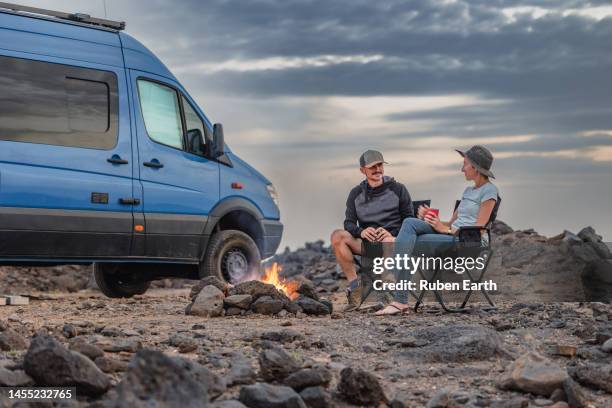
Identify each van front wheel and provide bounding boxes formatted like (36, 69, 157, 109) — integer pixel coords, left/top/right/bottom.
(93, 263, 151, 298)
(200, 230, 261, 283)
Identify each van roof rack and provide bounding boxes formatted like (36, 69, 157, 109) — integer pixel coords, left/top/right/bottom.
(0, 1, 125, 31)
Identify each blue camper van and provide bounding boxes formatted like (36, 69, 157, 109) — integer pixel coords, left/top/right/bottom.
(0, 3, 282, 297)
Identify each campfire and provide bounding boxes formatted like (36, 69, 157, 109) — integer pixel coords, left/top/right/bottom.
(187, 261, 332, 317)
(260, 262, 299, 301)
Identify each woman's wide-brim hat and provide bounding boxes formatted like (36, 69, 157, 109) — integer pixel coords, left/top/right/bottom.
(456, 145, 495, 179)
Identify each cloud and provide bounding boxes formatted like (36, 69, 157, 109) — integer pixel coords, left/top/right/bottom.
(16, 0, 612, 245)
(174, 54, 384, 74)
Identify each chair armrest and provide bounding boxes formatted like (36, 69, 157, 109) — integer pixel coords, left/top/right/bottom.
(457, 225, 490, 244)
(457, 225, 488, 232)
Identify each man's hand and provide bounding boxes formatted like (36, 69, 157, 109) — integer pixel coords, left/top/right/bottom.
(360, 227, 378, 242)
(375, 227, 393, 241)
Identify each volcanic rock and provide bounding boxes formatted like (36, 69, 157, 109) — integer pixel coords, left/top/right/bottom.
(187, 284, 225, 317)
(296, 280, 319, 301)
(258, 346, 300, 381)
(95, 356, 128, 373)
(190, 276, 229, 300)
(69, 338, 105, 360)
(562, 377, 589, 408)
(230, 280, 290, 303)
(568, 362, 612, 393)
(498, 352, 568, 396)
(172, 355, 227, 400)
(492, 220, 514, 235)
(224, 294, 253, 310)
(285, 301, 303, 314)
(0, 368, 33, 386)
(100, 326, 122, 337)
(426, 388, 476, 408)
(112, 349, 210, 407)
(226, 307, 244, 316)
(578, 226, 611, 258)
(299, 386, 333, 408)
(284, 367, 332, 391)
(319, 300, 333, 314)
(581, 260, 612, 302)
(94, 337, 142, 353)
(400, 325, 506, 363)
(211, 401, 248, 408)
(549, 388, 567, 403)
(23, 333, 110, 396)
(226, 352, 257, 386)
(239, 383, 306, 408)
(294, 296, 330, 316)
(489, 397, 529, 408)
(62, 323, 77, 338)
(337, 367, 387, 406)
(169, 333, 198, 353)
(0, 328, 27, 351)
(260, 329, 305, 344)
(251, 296, 284, 315)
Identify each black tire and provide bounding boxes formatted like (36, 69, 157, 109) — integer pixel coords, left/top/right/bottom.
(200, 230, 261, 283)
(93, 263, 151, 298)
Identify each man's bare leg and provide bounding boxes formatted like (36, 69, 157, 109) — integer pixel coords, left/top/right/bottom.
(330, 230, 362, 281)
(375, 235, 409, 315)
(331, 230, 364, 311)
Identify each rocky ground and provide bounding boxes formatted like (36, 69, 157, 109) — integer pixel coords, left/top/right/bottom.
(0, 221, 610, 407)
(0, 290, 611, 407)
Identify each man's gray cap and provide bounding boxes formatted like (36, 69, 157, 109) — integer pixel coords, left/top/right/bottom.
(456, 145, 495, 178)
(359, 150, 388, 168)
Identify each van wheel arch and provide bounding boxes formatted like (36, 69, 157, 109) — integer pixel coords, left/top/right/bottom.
(211, 209, 264, 254)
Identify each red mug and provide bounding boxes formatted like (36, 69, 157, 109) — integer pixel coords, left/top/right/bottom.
(426, 208, 439, 218)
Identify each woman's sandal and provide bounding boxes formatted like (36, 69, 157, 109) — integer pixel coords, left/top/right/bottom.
(374, 303, 410, 316)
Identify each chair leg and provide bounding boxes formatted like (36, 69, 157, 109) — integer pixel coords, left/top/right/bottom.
(413, 267, 469, 313)
(459, 251, 496, 310)
(413, 268, 430, 312)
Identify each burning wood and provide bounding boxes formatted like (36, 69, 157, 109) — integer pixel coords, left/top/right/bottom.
(260, 263, 299, 301)
(186, 263, 333, 317)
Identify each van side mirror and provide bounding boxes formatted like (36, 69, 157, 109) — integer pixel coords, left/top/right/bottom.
(212, 123, 232, 166)
(212, 123, 225, 157)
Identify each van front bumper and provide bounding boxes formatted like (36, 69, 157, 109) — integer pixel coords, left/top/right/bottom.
(261, 220, 283, 258)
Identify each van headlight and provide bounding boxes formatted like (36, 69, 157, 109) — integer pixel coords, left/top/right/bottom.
(266, 184, 279, 208)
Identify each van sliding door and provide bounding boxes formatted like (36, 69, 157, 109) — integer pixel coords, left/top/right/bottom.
(0, 54, 134, 259)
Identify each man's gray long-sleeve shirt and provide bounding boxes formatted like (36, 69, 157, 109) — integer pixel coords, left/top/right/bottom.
(344, 176, 414, 238)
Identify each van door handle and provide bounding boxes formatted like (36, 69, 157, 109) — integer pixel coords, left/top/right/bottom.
(119, 198, 140, 205)
(143, 160, 164, 169)
(107, 155, 129, 165)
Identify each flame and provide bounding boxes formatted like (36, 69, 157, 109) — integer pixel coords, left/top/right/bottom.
(261, 262, 299, 300)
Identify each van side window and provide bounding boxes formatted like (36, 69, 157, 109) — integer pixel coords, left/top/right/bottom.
(137, 80, 183, 149)
(182, 96, 206, 156)
(0, 55, 118, 149)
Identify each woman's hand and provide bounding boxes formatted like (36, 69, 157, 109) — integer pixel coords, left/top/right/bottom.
(424, 212, 447, 233)
(417, 204, 430, 220)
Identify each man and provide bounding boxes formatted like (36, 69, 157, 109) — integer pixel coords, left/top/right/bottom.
(330, 150, 414, 311)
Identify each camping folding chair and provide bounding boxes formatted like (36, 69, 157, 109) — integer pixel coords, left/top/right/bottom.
(353, 200, 430, 306)
(413, 196, 502, 313)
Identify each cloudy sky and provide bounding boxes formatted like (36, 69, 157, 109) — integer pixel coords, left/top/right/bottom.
(16, 0, 612, 250)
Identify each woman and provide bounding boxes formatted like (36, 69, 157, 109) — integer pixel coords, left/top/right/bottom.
(375, 145, 499, 315)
